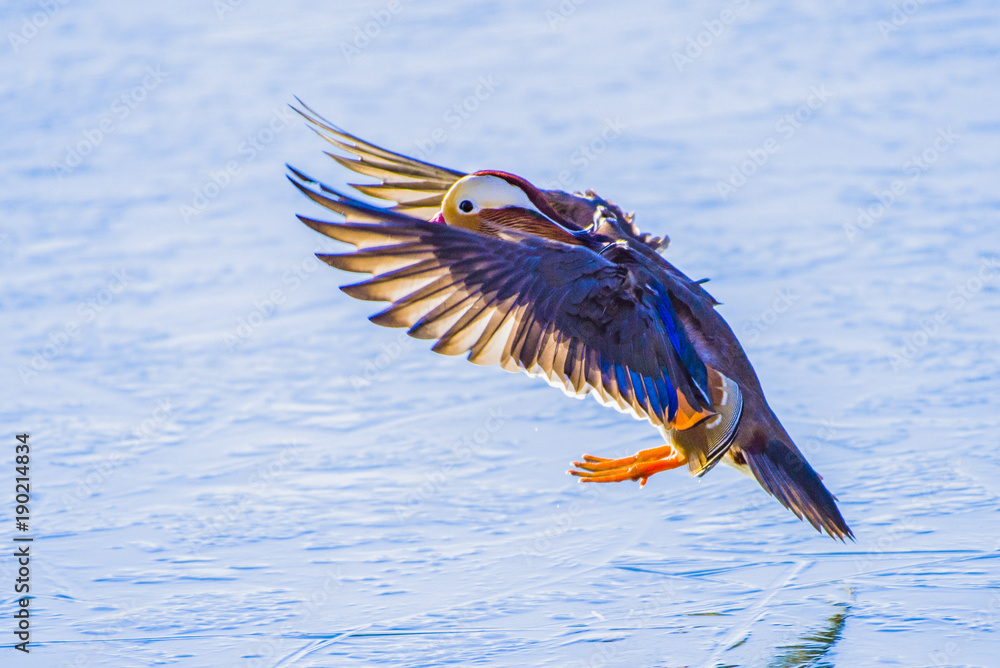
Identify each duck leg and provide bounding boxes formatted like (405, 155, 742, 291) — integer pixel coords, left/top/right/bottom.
(569, 445, 686, 487)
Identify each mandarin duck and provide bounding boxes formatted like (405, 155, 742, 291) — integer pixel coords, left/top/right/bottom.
(288, 103, 852, 540)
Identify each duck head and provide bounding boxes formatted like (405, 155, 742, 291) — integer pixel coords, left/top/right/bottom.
(433, 171, 582, 244)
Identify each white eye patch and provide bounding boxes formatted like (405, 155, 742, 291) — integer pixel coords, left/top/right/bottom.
(449, 175, 542, 215)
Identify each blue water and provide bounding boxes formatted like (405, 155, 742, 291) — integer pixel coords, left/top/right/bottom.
(3, 1, 999, 665)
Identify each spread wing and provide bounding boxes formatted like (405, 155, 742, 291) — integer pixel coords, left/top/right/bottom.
(292, 102, 668, 250)
(293, 100, 466, 220)
(289, 168, 716, 435)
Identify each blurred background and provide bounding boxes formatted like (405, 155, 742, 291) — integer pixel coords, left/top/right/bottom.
(2, 1, 999, 665)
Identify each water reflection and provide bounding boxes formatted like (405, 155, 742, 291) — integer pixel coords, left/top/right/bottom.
(767, 603, 850, 668)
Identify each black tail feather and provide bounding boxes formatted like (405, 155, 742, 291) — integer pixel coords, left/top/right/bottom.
(744, 440, 854, 541)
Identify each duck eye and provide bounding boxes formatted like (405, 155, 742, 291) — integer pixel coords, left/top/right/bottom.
(459, 199, 474, 213)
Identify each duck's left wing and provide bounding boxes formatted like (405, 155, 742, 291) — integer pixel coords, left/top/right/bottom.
(293, 104, 668, 251)
(290, 168, 718, 439)
(294, 100, 467, 220)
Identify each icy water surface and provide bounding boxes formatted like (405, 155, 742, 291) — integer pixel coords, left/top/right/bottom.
(3, 1, 1000, 666)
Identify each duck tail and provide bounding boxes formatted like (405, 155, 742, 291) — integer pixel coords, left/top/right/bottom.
(742, 438, 854, 541)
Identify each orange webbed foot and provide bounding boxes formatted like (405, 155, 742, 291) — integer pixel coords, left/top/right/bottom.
(568, 445, 686, 487)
